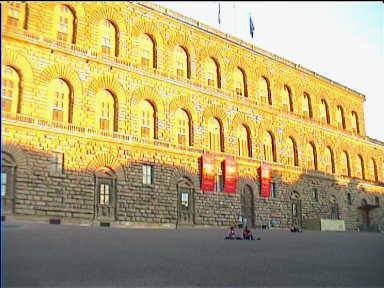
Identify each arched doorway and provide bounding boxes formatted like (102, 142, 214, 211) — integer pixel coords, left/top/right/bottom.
(360, 199, 370, 226)
(1, 152, 16, 219)
(177, 177, 195, 225)
(291, 191, 302, 228)
(94, 167, 117, 222)
(241, 185, 254, 227)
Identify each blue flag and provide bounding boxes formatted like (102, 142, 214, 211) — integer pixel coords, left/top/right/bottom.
(249, 15, 255, 38)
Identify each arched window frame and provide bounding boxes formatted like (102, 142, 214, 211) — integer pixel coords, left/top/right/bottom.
(369, 158, 378, 182)
(96, 89, 117, 132)
(49, 78, 73, 123)
(175, 108, 192, 146)
(321, 99, 330, 124)
(54, 4, 76, 44)
(287, 137, 298, 167)
(324, 146, 335, 174)
(140, 99, 157, 140)
(208, 117, 224, 153)
(303, 92, 312, 118)
(336, 105, 346, 130)
(341, 151, 351, 177)
(351, 111, 360, 135)
(238, 124, 251, 158)
(206, 57, 221, 89)
(2, 65, 22, 114)
(306, 142, 318, 170)
(264, 131, 276, 163)
(282, 85, 293, 112)
(357, 154, 365, 180)
(99, 19, 119, 57)
(234, 67, 247, 97)
(175, 45, 190, 79)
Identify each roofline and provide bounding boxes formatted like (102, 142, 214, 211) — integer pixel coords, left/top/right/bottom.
(134, 1, 366, 101)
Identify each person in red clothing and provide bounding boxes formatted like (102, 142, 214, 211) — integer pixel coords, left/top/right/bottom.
(243, 226, 254, 240)
(225, 226, 237, 239)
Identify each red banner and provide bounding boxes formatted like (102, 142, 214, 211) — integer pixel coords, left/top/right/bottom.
(201, 154, 215, 191)
(224, 156, 237, 193)
(260, 163, 272, 197)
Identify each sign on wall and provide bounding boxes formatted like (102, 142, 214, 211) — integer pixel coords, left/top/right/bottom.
(260, 162, 272, 197)
(224, 156, 237, 194)
(201, 153, 215, 192)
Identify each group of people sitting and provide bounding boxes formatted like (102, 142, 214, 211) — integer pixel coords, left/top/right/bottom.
(225, 226, 256, 240)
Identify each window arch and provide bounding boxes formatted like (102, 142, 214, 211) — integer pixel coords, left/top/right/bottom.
(175, 108, 191, 146)
(324, 146, 335, 174)
(336, 106, 346, 129)
(208, 118, 223, 152)
(286, 137, 298, 167)
(99, 19, 117, 56)
(48, 78, 71, 123)
(234, 67, 247, 97)
(175, 46, 189, 79)
(54, 4, 75, 43)
(96, 89, 116, 131)
(368, 158, 378, 182)
(140, 33, 156, 68)
(140, 100, 156, 139)
(341, 151, 351, 177)
(2, 65, 21, 114)
(263, 131, 276, 162)
(356, 154, 365, 179)
(320, 99, 330, 124)
(351, 111, 360, 135)
(305, 142, 317, 170)
(303, 93, 312, 118)
(282, 85, 293, 112)
(206, 57, 220, 88)
(238, 124, 251, 157)
(260, 76, 272, 105)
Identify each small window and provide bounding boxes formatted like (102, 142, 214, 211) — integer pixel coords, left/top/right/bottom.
(347, 193, 352, 206)
(50, 152, 64, 175)
(270, 182, 277, 198)
(1, 172, 7, 197)
(99, 183, 110, 205)
(215, 174, 223, 193)
(312, 188, 319, 202)
(142, 164, 153, 185)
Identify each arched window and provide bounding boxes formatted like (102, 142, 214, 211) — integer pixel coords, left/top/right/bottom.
(206, 57, 220, 88)
(140, 33, 155, 68)
(49, 78, 70, 122)
(238, 124, 251, 157)
(286, 137, 298, 166)
(320, 99, 330, 124)
(175, 46, 189, 78)
(324, 146, 335, 174)
(356, 154, 365, 179)
(175, 109, 190, 146)
(368, 158, 378, 182)
(263, 131, 275, 162)
(303, 93, 312, 118)
(341, 151, 351, 177)
(351, 111, 360, 135)
(305, 142, 317, 170)
(1, 65, 20, 114)
(234, 68, 247, 97)
(99, 19, 116, 56)
(6, 2, 25, 28)
(209, 118, 222, 152)
(96, 89, 115, 131)
(282, 85, 293, 112)
(140, 100, 155, 139)
(55, 4, 75, 43)
(260, 76, 272, 105)
(336, 106, 346, 129)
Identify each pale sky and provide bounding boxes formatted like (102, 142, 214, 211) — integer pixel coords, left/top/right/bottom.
(152, 1, 384, 142)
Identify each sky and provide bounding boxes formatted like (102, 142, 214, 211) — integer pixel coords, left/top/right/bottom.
(152, 1, 384, 142)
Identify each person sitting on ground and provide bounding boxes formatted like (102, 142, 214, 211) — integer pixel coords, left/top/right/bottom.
(243, 226, 254, 240)
(225, 226, 237, 240)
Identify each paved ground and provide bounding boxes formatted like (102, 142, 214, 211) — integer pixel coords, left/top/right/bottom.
(2, 220, 384, 288)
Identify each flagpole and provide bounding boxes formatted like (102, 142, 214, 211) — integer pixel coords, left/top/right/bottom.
(233, 3, 237, 36)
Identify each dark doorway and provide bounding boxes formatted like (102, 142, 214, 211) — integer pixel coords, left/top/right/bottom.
(241, 185, 254, 227)
(177, 177, 194, 225)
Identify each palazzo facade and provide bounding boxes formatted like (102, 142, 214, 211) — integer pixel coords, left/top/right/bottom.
(1, 1, 383, 231)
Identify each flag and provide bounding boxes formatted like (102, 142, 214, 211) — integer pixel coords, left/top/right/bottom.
(249, 15, 255, 38)
(218, 3, 221, 25)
